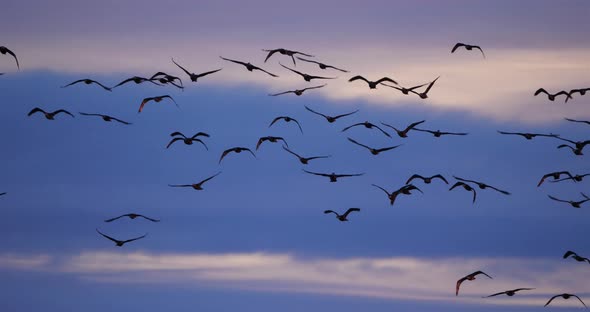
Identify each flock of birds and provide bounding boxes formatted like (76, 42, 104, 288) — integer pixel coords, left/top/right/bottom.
(1, 42, 589, 308)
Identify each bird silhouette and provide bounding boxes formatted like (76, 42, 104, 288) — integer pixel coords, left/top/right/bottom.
(537, 171, 574, 187)
(483, 288, 534, 298)
(347, 137, 402, 155)
(451, 43, 485, 58)
(0, 192, 6, 196)
(342, 121, 391, 137)
(348, 75, 398, 89)
(279, 63, 336, 82)
(166, 132, 208, 150)
(409, 76, 440, 99)
(557, 144, 584, 156)
(104, 213, 160, 223)
(456, 271, 492, 296)
(554, 137, 590, 151)
(112, 76, 162, 88)
(566, 88, 590, 102)
(534, 88, 572, 102)
(256, 136, 288, 150)
(168, 172, 221, 190)
(565, 118, 590, 125)
(304, 106, 359, 123)
(406, 174, 449, 185)
(149, 72, 184, 89)
(138, 95, 177, 113)
(296, 57, 348, 72)
(544, 294, 587, 308)
(453, 176, 511, 195)
(282, 146, 330, 165)
(96, 229, 147, 247)
(413, 128, 468, 137)
(324, 208, 361, 221)
(269, 84, 326, 96)
(0, 46, 19, 69)
(172, 58, 222, 82)
(269, 116, 303, 133)
(383, 82, 428, 95)
(372, 184, 423, 206)
(28, 108, 74, 120)
(380, 120, 425, 138)
(263, 48, 314, 65)
(497, 131, 559, 140)
(549, 173, 590, 184)
(547, 193, 590, 208)
(219, 147, 256, 164)
(449, 182, 477, 203)
(61, 79, 112, 91)
(303, 170, 364, 182)
(563, 251, 590, 264)
(79, 112, 131, 125)
(220, 56, 278, 77)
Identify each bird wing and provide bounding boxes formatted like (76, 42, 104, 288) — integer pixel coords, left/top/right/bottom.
(280, 63, 306, 77)
(28, 107, 45, 116)
(168, 184, 193, 187)
(269, 90, 295, 96)
(404, 120, 426, 132)
(296, 57, 319, 65)
(252, 65, 278, 77)
(348, 75, 370, 84)
(484, 291, 507, 298)
(110, 116, 132, 125)
(244, 148, 257, 158)
(375, 77, 398, 85)
(325, 64, 349, 72)
(112, 77, 137, 88)
(376, 145, 402, 153)
(534, 88, 549, 96)
(456, 276, 467, 296)
(282, 145, 301, 158)
(171, 58, 192, 76)
(432, 174, 449, 184)
(341, 123, 363, 132)
(166, 138, 183, 149)
(342, 208, 361, 218)
(561, 250, 574, 259)
(218, 149, 234, 163)
(138, 98, 153, 113)
(196, 68, 223, 78)
(371, 184, 391, 196)
(347, 137, 371, 150)
(406, 174, 424, 185)
(93, 80, 112, 91)
(192, 138, 209, 150)
(488, 185, 511, 195)
(293, 51, 314, 57)
(451, 43, 466, 53)
(302, 169, 329, 177)
(473, 46, 486, 58)
(323, 210, 338, 215)
(544, 295, 560, 307)
(424, 76, 440, 94)
(333, 109, 360, 120)
(263, 49, 279, 62)
(471, 189, 477, 203)
(302, 84, 327, 92)
(170, 132, 186, 138)
(53, 109, 74, 118)
(548, 195, 568, 203)
(199, 172, 222, 185)
(192, 132, 210, 138)
(304, 105, 328, 118)
(61, 79, 86, 88)
(2, 46, 19, 69)
(475, 271, 492, 279)
(256, 137, 267, 150)
(139, 215, 160, 222)
(572, 295, 587, 308)
(122, 233, 148, 244)
(220, 56, 248, 67)
(96, 229, 120, 244)
(104, 215, 126, 222)
(372, 124, 392, 137)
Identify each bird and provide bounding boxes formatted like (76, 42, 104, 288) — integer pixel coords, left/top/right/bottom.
(138, 95, 177, 113)
(304, 105, 359, 123)
(565, 118, 590, 125)
(348, 75, 398, 89)
(483, 288, 534, 298)
(172, 58, 222, 82)
(449, 182, 477, 203)
(534, 88, 573, 102)
(111, 76, 162, 88)
(547, 193, 590, 208)
(96, 229, 147, 247)
(220, 56, 277, 77)
(554, 137, 590, 151)
(166, 132, 208, 150)
(451, 43, 485, 58)
(302, 170, 364, 182)
(347, 137, 402, 155)
(28, 108, 74, 120)
(0, 46, 19, 69)
(0, 192, 6, 196)
(549, 173, 590, 184)
(61, 79, 112, 91)
(269, 84, 326, 96)
(279, 63, 336, 82)
(413, 128, 468, 137)
(79, 112, 131, 125)
(282, 146, 330, 165)
(383, 82, 428, 95)
(567, 88, 590, 102)
(558, 144, 584, 156)
(296, 57, 348, 72)
(219, 147, 256, 164)
(406, 174, 449, 185)
(168, 172, 222, 190)
(269, 116, 303, 133)
(537, 171, 574, 187)
(544, 294, 587, 308)
(104, 213, 160, 223)
(497, 131, 559, 140)
(372, 184, 423, 206)
(342, 121, 391, 137)
(263, 48, 314, 65)
(456, 271, 492, 296)
(149, 72, 184, 89)
(256, 136, 288, 150)
(563, 251, 590, 264)
(324, 208, 361, 222)
(409, 76, 440, 99)
(380, 120, 425, 138)
(453, 176, 511, 195)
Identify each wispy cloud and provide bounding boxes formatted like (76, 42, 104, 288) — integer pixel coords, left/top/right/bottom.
(0, 253, 52, 270)
(2, 250, 589, 307)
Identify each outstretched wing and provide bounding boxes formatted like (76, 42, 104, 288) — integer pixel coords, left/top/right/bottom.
(405, 120, 426, 132)
(451, 43, 466, 53)
(371, 184, 391, 196)
(96, 229, 119, 244)
(122, 233, 148, 244)
(304, 105, 328, 118)
(333, 109, 360, 120)
(53, 109, 74, 118)
(347, 137, 371, 150)
(220, 56, 247, 67)
(198, 172, 222, 185)
(263, 49, 280, 62)
(548, 195, 568, 203)
(375, 77, 398, 85)
(28, 107, 45, 116)
(484, 291, 507, 298)
(104, 215, 126, 222)
(432, 174, 449, 184)
(196, 68, 223, 79)
(544, 295, 561, 307)
(573, 295, 587, 308)
(406, 174, 424, 185)
(171, 58, 192, 76)
(166, 137, 183, 149)
(302, 84, 327, 92)
(342, 208, 361, 218)
(139, 215, 160, 222)
(302, 169, 329, 177)
(348, 75, 370, 84)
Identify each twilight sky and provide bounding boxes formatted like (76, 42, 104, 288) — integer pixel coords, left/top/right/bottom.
(1, 1, 590, 311)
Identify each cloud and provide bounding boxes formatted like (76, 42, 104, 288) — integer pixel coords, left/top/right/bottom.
(3, 250, 589, 307)
(0, 253, 52, 270)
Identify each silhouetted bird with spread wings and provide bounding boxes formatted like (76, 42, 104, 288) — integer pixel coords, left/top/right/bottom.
(28, 108, 74, 120)
(305, 105, 359, 123)
(409, 76, 440, 99)
(566, 88, 590, 102)
(549, 173, 590, 184)
(96, 229, 147, 247)
(497, 131, 559, 140)
(380, 120, 425, 138)
(544, 294, 587, 308)
(537, 171, 574, 187)
(282, 146, 330, 165)
(256, 136, 288, 150)
(454, 176, 511, 195)
(548, 193, 590, 208)
(167, 132, 209, 149)
(169, 172, 221, 190)
(449, 182, 477, 203)
(172, 58, 222, 82)
(280, 63, 336, 82)
(342, 121, 391, 137)
(324, 208, 361, 222)
(451, 43, 485, 58)
(372, 184, 422, 206)
(414, 128, 468, 137)
(61, 79, 112, 91)
(348, 75, 397, 89)
(483, 288, 534, 298)
(79, 112, 131, 125)
(303, 170, 364, 182)
(104, 213, 160, 223)
(263, 48, 314, 65)
(138, 95, 177, 113)
(269, 84, 326, 96)
(269, 116, 303, 133)
(296, 57, 348, 72)
(221, 56, 278, 77)
(563, 251, 590, 264)
(534, 88, 572, 102)
(347, 137, 402, 155)
(456, 271, 492, 296)
(406, 174, 449, 185)
(219, 147, 256, 164)
(112, 76, 161, 88)
(384, 82, 428, 95)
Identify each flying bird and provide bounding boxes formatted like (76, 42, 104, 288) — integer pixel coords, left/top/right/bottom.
(372, 184, 423, 206)
(138, 95, 177, 113)
(219, 147, 256, 164)
(347, 137, 402, 155)
(537, 171, 574, 187)
(269, 84, 326, 96)
(453, 176, 511, 195)
(456, 271, 492, 296)
(449, 182, 477, 203)
(567, 88, 590, 102)
(406, 174, 449, 185)
(112, 76, 161, 88)
(220, 56, 278, 77)
(534, 88, 573, 102)
(563, 251, 590, 264)
(149, 72, 184, 89)
(302, 170, 364, 182)
(413, 128, 468, 137)
(61, 79, 112, 91)
(166, 132, 208, 150)
(565, 118, 590, 125)
(263, 48, 314, 65)
(0, 46, 19, 69)
(550, 173, 590, 184)
(28, 108, 74, 120)
(497, 131, 559, 140)
(380, 120, 425, 138)
(451, 43, 485, 58)
(348, 75, 398, 89)
(96, 229, 147, 247)
(558, 144, 584, 156)
(554, 137, 590, 151)
(544, 294, 587, 308)
(104, 213, 160, 223)
(168, 172, 221, 190)
(342, 121, 391, 137)
(256, 136, 288, 150)
(269, 116, 303, 133)
(279, 63, 336, 82)
(304, 105, 359, 123)
(324, 208, 361, 222)
(0, 192, 6, 196)
(547, 193, 590, 208)
(79, 112, 131, 125)
(282, 146, 330, 165)
(383, 82, 428, 95)
(296, 57, 348, 72)
(172, 58, 222, 82)
(409, 76, 440, 99)
(483, 288, 535, 298)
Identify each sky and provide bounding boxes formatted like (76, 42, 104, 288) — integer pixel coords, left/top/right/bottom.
(1, 1, 590, 311)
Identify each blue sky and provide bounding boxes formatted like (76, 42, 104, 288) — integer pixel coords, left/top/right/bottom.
(1, 1, 590, 311)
